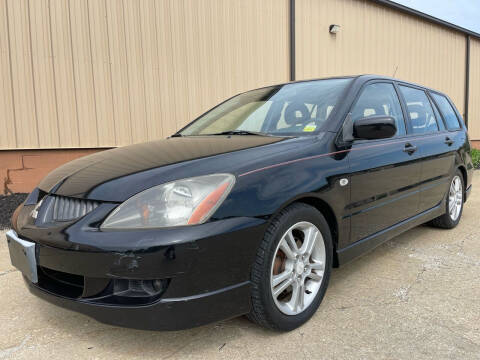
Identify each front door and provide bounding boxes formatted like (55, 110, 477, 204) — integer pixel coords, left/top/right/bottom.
(346, 82, 422, 243)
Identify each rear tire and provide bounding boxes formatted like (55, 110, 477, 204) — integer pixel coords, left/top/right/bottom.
(247, 203, 333, 331)
(429, 169, 464, 229)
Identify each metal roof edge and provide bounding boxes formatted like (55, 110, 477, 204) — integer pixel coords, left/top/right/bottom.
(370, 0, 480, 39)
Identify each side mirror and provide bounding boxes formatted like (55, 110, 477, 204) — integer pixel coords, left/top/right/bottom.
(353, 115, 397, 140)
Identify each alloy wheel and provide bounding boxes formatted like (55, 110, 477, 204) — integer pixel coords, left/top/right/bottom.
(270, 222, 326, 315)
(449, 175, 463, 221)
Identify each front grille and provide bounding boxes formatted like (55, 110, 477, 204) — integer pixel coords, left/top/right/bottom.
(51, 195, 100, 221)
(36, 195, 101, 223)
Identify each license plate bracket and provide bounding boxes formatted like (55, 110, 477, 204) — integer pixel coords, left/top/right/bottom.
(6, 230, 38, 283)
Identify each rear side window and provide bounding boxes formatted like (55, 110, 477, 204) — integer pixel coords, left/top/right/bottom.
(351, 82, 406, 136)
(399, 86, 439, 135)
(431, 93, 461, 130)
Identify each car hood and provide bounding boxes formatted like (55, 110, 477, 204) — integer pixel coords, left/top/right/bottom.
(38, 135, 293, 201)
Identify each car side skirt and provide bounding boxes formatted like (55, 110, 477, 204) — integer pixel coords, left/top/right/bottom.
(337, 202, 444, 265)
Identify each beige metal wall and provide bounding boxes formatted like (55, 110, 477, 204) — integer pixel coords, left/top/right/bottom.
(1, 0, 479, 151)
(0, 0, 289, 150)
(296, 0, 467, 118)
(469, 37, 480, 140)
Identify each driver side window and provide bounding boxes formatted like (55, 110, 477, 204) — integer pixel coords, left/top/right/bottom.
(351, 83, 406, 137)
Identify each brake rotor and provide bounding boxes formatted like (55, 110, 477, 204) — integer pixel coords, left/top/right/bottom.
(273, 250, 286, 275)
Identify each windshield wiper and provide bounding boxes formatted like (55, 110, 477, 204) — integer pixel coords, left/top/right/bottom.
(208, 130, 267, 136)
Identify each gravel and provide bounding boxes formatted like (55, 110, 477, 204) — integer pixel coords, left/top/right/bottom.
(0, 193, 27, 229)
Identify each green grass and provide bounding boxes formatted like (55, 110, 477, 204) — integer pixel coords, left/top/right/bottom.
(471, 148, 480, 169)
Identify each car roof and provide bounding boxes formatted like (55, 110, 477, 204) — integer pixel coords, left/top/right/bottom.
(264, 74, 446, 97)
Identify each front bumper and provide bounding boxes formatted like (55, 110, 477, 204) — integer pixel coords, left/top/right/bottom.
(10, 207, 267, 330)
(25, 276, 251, 330)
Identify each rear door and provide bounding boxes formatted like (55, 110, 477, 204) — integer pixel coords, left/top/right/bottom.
(397, 85, 457, 212)
(347, 81, 422, 242)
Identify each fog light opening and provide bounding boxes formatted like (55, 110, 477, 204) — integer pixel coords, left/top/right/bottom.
(113, 279, 169, 298)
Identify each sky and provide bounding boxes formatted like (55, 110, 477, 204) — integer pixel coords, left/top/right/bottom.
(392, 0, 480, 33)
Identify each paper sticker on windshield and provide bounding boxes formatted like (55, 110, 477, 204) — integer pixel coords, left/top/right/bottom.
(303, 124, 316, 132)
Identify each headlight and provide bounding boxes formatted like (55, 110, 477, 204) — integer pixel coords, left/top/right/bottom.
(101, 174, 235, 229)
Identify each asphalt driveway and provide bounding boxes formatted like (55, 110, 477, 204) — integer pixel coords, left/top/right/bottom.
(1, 173, 479, 359)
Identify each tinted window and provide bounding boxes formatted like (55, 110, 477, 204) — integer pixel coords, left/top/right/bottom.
(399, 86, 439, 134)
(180, 78, 351, 136)
(351, 83, 406, 136)
(431, 93, 461, 130)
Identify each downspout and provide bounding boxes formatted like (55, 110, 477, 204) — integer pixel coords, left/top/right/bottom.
(465, 35, 470, 128)
(289, 0, 296, 81)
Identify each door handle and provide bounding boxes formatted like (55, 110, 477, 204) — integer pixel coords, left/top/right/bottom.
(445, 137, 454, 146)
(403, 143, 417, 155)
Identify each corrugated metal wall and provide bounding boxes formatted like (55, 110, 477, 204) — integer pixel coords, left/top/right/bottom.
(0, 0, 479, 151)
(296, 0, 467, 117)
(469, 38, 480, 140)
(0, 0, 289, 150)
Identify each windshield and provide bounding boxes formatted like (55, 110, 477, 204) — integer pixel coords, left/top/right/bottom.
(179, 78, 352, 136)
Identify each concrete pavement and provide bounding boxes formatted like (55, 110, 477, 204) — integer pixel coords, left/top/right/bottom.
(1, 174, 479, 359)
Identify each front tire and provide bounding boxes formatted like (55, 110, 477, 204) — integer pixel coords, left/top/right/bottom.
(247, 203, 333, 331)
(430, 169, 464, 229)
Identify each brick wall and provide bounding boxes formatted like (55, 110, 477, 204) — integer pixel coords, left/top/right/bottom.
(1, 149, 107, 195)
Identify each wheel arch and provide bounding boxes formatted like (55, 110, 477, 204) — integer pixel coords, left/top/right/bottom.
(458, 165, 467, 185)
(271, 195, 340, 268)
(457, 165, 468, 200)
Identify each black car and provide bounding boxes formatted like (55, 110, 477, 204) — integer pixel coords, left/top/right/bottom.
(7, 75, 473, 331)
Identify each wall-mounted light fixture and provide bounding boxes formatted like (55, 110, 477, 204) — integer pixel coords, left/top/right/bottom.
(329, 24, 341, 34)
